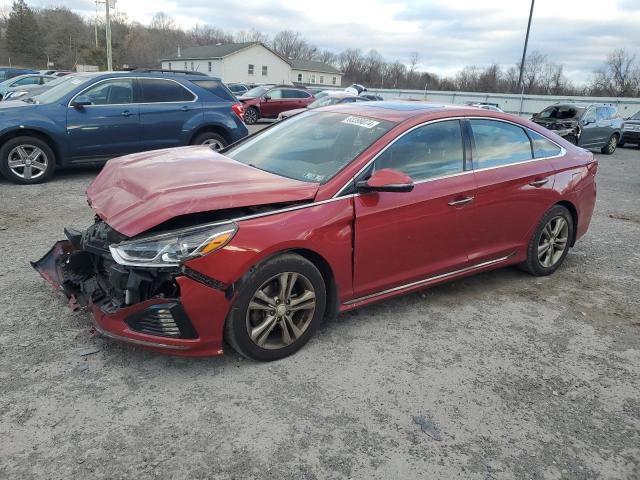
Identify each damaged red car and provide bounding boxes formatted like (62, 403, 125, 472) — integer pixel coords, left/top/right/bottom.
(34, 102, 597, 361)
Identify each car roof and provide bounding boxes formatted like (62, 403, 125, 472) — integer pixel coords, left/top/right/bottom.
(71, 71, 221, 82)
(319, 101, 480, 122)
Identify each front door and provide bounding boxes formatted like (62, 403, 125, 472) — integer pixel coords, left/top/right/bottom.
(353, 119, 476, 298)
(137, 78, 201, 150)
(66, 78, 139, 161)
(260, 89, 291, 118)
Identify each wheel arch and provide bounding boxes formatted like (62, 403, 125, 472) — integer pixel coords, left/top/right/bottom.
(555, 200, 579, 246)
(0, 128, 61, 165)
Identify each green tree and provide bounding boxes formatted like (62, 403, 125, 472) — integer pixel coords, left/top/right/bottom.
(6, 0, 44, 67)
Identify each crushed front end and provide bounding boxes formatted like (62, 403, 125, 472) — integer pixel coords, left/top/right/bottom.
(32, 220, 232, 356)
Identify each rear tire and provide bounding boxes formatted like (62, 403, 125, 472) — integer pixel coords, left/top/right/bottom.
(601, 134, 618, 154)
(225, 253, 326, 361)
(191, 131, 227, 151)
(520, 205, 574, 277)
(0, 136, 56, 184)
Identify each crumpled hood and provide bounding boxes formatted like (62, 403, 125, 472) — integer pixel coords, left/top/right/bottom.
(86, 146, 320, 237)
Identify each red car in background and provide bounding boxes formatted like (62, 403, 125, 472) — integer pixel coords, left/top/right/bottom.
(237, 85, 314, 124)
(34, 102, 597, 361)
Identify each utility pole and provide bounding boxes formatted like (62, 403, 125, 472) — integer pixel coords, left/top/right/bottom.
(94, 0, 99, 48)
(105, 0, 113, 71)
(517, 0, 535, 88)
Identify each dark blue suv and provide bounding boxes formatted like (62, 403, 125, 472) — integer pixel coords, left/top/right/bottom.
(0, 70, 248, 184)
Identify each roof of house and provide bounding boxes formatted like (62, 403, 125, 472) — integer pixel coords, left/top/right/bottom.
(290, 59, 341, 75)
(161, 42, 342, 75)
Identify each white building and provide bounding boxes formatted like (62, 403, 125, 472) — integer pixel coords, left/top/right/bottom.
(160, 42, 342, 87)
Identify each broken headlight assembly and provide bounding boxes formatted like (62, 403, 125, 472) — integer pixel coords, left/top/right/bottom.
(110, 222, 237, 267)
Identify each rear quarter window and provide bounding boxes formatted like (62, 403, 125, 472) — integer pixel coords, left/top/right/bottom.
(528, 130, 562, 158)
(191, 79, 236, 102)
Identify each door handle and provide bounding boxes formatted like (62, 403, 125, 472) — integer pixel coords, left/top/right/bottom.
(448, 196, 474, 207)
(181, 106, 190, 111)
(529, 178, 549, 187)
(121, 110, 132, 117)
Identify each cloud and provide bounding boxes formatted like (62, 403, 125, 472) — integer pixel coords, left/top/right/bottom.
(2, 0, 639, 84)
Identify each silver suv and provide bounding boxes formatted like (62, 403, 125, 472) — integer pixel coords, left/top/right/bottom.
(531, 103, 623, 154)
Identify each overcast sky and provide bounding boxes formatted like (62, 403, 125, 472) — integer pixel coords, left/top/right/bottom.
(3, 0, 639, 83)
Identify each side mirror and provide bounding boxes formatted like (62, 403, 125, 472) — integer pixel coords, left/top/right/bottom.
(582, 118, 594, 126)
(263, 95, 271, 101)
(71, 95, 92, 108)
(356, 168, 414, 193)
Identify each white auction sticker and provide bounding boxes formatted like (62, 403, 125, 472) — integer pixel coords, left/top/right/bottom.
(341, 116, 380, 129)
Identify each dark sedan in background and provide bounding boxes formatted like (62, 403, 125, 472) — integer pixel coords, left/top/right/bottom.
(620, 110, 640, 147)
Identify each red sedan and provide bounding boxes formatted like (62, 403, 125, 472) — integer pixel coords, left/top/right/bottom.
(34, 102, 597, 361)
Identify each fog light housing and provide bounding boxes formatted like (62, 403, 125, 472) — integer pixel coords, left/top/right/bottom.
(125, 303, 198, 339)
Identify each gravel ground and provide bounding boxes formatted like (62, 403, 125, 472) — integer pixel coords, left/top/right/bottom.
(0, 135, 639, 479)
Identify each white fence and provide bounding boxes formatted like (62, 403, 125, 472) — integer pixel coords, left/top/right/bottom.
(338, 87, 640, 118)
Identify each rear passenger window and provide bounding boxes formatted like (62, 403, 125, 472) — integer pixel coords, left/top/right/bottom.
(139, 79, 195, 103)
(283, 89, 309, 99)
(191, 79, 236, 102)
(528, 130, 561, 158)
(374, 120, 464, 181)
(470, 119, 532, 169)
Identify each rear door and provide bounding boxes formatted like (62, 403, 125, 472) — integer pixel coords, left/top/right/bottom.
(137, 78, 201, 150)
(66, 78, 140, 161)
(467, 119, 559, 263)
(353, 119, 476, 297)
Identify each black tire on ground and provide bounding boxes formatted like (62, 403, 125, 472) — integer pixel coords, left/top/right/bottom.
(191, 131, 227, 151)
(601, 134, 618, 154)
(225, 253, 327, 361)
(519, 204, 574, 277)
(0, 136, 56, 185)
(244, 107, 259, 125)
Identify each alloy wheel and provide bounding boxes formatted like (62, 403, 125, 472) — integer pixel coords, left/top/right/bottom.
(202, 138, 224, 150)
(538, 216, 569, 268)
(8, 144, 48, 180)
(607, 135, 617, 151)
(244, 108, 257, 124)
(245, 272, 316, 350)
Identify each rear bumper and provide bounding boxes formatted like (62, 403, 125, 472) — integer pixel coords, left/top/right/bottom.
(33, 240, 231, 357)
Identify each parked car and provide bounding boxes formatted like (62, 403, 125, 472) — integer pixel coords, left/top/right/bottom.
(620, 110, 640, 147)
(0, 74, 55, 99)
(0, 71, 247, 184)
(34, 102, 597, 361)
(277, 91, 370, 120)
(237, 85, 314, 124)
(531, 103, 623, 154)
(2, 73, 72, 101)
(0, 67, 38, 81)
(227, 82, 249, 96)
(465, 102, 504, 112)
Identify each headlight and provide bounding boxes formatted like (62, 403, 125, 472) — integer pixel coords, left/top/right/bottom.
(110, 222, 237, 267)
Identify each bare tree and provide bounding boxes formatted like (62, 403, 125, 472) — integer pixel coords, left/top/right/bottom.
(235, 29, 269, 44)
(590, 49, 639, 96)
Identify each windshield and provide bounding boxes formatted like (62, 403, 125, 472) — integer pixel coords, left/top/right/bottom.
(308, 96, 346, 108)
(538, 105, 585, 120)
(30, 75, 94, 104)
(243, 86, 268, 98)
(631, 111, 640, 120)
(226, 111, 395, 184)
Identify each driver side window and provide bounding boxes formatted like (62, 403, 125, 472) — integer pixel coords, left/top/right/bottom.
(373, 120, 464, 181)
(81, 79, 134, 105)
(583, 108, 596, 124)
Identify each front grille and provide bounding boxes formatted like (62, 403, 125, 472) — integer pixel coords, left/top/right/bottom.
(125, 303, 198, 339)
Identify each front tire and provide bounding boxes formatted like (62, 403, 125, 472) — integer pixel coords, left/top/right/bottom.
(601, 134, 618, 154)
(225, 253, 326, 361)
(0, 136, 56, 184)
(244, 107, 259, 125)
(520, 205, 574, 276)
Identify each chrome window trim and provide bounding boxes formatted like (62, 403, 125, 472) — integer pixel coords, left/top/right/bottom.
(67, 76, 199, 108)
(343, 253, 514, 306)
(333, 116, 566, 198)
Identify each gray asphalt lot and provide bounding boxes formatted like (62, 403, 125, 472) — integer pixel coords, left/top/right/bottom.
(0, 130, 639, 479)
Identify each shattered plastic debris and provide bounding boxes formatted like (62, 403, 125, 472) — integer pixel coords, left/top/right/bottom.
(413, 415, 443, 441)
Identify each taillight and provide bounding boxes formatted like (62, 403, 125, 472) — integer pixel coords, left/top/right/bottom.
(231, 103, 244, 121)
